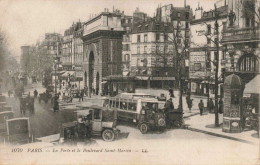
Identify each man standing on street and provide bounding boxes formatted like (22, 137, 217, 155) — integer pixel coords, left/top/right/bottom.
(198, 100, 204, 116)
(34, 89, 38, 99)
(208, 98, 214, 113)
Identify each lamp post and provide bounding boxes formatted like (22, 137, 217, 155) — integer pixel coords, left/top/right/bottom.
(53, 56, 59, 112)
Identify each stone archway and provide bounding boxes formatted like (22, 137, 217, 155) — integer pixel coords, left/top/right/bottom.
(84, 71, 87, 87)
(96, 72, 100, 95)
(89, 51, 94, 94)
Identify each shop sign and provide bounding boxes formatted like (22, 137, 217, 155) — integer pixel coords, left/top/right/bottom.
(243, 93, 251, 98)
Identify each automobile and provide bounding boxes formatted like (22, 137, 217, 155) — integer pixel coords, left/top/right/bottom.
(104, 96, 166, 134)
(71, 89, 80, 98)
(60, 105, 120, 142)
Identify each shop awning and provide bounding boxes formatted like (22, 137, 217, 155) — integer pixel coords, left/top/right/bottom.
(151, 77, 175, 80)
(136, 76, 149, 80)
(51, 71, 65, 75)
(244, 75, 260, 94)
(61, 71, 75, 78)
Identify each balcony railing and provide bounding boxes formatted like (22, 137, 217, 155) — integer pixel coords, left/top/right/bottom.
(222, 27, 260, 43)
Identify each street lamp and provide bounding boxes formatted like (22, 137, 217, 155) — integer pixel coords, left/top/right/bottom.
(53, 56, 59, 112)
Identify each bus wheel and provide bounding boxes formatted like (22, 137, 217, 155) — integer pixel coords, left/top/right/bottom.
(139, 123, 148, 134)
(102, 129, 115, 142)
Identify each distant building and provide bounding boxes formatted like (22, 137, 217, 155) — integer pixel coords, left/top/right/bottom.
(133, 7, 148, 23)
(190, 3, 228, 97)
(81, 10, 125, 95)
(20, 46, 31, 73)
(62, 27, 74, 70)
(155, 4, 193, 90)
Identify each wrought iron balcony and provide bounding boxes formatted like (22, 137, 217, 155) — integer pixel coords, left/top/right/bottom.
(221, 27, 260, 43)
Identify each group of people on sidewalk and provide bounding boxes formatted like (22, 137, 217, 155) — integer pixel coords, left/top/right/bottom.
(198, 98, 224, 116)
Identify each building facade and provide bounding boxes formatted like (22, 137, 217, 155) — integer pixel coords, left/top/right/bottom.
(190, 4, 228, 97)
(20, 46, 31, 74)
(72, 22, 84, 89)
(81, 10, 125, 95)
(121, 15, 133, 75)
(130, 20, 176, 89)
(221, 0, 260, 82)
(62, 27, 73, 70)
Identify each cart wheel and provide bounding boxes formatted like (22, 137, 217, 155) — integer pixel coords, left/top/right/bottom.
(139, 123, 148, 134)
(102, 129, 115, 142)
(173, 119, 182, 128)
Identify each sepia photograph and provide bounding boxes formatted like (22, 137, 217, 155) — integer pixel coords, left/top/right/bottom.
(0, 0, 259, 164)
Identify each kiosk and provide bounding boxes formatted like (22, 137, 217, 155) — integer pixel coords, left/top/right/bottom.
(223, 74, 243, 133)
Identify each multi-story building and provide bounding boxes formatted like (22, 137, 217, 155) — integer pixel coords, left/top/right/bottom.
(190, 3, 228, 97)
(62, 27, 74, 70)
(130, 19, 175, 89)
(124, 4, 192, 89)
(61, 21, 84, 89)
(121, 15, 133, 75)
(81, 10, 125, 95)
(221, 0, 259, 82)
(72, 21, 84, 89)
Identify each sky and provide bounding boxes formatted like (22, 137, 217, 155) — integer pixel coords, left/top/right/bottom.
(0, 0, 222, 62)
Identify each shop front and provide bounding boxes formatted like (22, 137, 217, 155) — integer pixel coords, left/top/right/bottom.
(103, 75, 136, 96)
(242, 75, 259, 136)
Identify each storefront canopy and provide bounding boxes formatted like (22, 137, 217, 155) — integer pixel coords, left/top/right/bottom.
(61, 71, 75, 78)
(244, 75, 260, 94)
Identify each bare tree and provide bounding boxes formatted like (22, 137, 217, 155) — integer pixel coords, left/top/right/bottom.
(0, 28, 9, 72)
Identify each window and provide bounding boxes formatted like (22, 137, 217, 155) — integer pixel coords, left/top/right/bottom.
(115, 101, 120, 108)
(185, 22, 189, 29)
(156, 46, 159, 53)
(185, 12, 190, 19)
(207, 25, 211, 34)
(207, 37, 211, 44)
(246, 18, 250, 27)
(164, 34, 168, 41)
(222, 51, 226, 60)
(94, 109, 101, 119)
(214, 51, 218, 61)
(177, 38, 181, 44)
(206, 52, 211, 69)
(214, 38, 218, 47)
(145, 25, 149, 30)
(125, 54, 130, 61)
(128, 102, 137, 111)
(137, 35, 141, 42)
(177, 12, 181, 18)
(164, 45, 168, 53)
(194, 63, 202, 71)
(137, 46, 140, 54)
(144, 46, 147, 53)
(120, 101, 128, 110)
(238, 55, 259, 72)
(156, 33, 160, 41)
(185, 31, 190, 38)
(144, 34, 148, 42)
(156, 24, 160, 30)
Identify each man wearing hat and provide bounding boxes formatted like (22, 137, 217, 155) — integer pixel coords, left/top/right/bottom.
(164, 98, 174, 114)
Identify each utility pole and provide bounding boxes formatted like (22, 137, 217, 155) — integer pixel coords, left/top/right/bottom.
(214, 4, 219, 127)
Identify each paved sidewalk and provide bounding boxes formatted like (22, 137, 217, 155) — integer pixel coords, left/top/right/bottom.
(184, 113, 259, 145)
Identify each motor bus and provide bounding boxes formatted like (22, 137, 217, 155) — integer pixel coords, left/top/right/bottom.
(104, 96, 166, 134)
